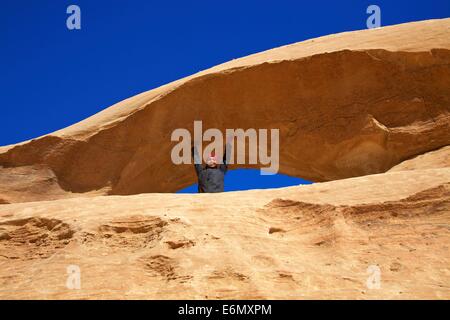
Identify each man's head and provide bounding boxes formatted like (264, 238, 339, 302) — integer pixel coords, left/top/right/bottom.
(206, 153, 217, 168)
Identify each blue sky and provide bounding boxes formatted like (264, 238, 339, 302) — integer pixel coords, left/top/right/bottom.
(1, 1, 449, 192)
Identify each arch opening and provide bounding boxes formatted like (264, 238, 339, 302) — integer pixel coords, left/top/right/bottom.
(177, 168, 312, 193)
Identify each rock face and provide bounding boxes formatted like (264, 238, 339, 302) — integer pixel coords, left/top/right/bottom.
(0, 19, 449, 299)
(0, 18, 449, 203)
(0, 157, 449, 299)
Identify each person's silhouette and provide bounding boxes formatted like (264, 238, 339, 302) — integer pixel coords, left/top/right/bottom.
(191, 142, 231, 193)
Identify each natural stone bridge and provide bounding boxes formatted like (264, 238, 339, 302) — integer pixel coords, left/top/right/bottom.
(0, 19, 449, 203)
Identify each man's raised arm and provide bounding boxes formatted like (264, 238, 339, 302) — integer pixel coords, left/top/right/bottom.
(220, 142, 232, 173)
(191, 144, 203, 176)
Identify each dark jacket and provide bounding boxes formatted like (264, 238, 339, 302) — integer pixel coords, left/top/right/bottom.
(191, 144, 230, 193)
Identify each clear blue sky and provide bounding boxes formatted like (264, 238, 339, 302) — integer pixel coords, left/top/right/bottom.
(1, 1, 449, 192)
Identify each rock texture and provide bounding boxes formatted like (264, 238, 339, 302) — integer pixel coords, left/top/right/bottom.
(0, 19, 449, 299)
(0, 157, 449, 299)
(0, 19, 449, 202)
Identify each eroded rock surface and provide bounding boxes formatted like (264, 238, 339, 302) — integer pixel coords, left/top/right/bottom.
(0, 161, 449, 299)
(0, 19, 449, 203)
(0, 19, 449, 299)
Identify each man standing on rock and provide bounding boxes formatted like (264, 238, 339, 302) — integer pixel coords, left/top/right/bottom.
(191, 141, 231, 193)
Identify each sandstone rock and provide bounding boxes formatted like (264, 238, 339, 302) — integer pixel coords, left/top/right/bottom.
(389, 145, 450, 172)
(0, 19, 449, 299)
(0, 18, 449, 203)
(0, 164, 449, 299)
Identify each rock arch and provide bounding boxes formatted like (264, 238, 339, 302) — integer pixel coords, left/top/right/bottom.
(1, 19, 449, 203)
